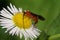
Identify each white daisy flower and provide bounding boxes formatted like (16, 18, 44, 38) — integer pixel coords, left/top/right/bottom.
(0, 3, 41, 40)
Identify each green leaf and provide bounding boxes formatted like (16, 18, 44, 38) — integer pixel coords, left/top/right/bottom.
(0, 0, 60, 40)
(36, 31, 49, 40)
(48, 34, 60, 40)
(47, 13, 60, 35)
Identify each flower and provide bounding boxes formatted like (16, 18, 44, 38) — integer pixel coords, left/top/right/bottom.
(0, 3, 41, 40)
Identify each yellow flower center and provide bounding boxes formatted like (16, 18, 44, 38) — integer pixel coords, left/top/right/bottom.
(12, 12, 32, 29)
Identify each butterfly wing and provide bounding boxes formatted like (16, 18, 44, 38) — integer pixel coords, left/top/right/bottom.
(31, 13, 45, 21)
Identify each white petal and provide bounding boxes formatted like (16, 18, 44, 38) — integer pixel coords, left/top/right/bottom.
(15, 27, 20, 36)
(1, 23, 14, 28)
(26, 25, 40, 39)
(26, 30, 34, 39)
(19, 31, 23, 39)
(9, 27, 17, 36)
(33, 29, 40, 35)
(0, 19, 13, 24)
(15, 28, 22, 39)
(10, 3, 15, 13)
(19, 8, 22, 12)
(31, 38, 33, 40)
(20, 32, 22, 39)
(13, 5, 18, 13)
(25, 37, 28, 40)
(21, 29, 29, 38)
(29, 27, 38, 38)
(5, 26, 14, 33)
(3, 8, 12, 16)
(35, 28, 41, 32)
(30, 30, 37, 38)
(7, 6, 14, 13)
(0, 10, 12, 18)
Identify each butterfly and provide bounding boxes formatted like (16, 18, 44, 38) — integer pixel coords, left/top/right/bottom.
(24, 10, 45, 25)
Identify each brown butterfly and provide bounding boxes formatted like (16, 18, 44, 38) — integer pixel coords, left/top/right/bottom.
(24, 10, 45, 25)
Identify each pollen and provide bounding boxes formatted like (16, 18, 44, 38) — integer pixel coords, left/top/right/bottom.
(12, 12, 32, 29)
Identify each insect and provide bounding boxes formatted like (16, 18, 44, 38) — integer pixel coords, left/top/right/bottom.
(24, 10, 45, 25)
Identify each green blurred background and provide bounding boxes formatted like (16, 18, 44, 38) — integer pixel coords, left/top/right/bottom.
(0, 0, 60, 40)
